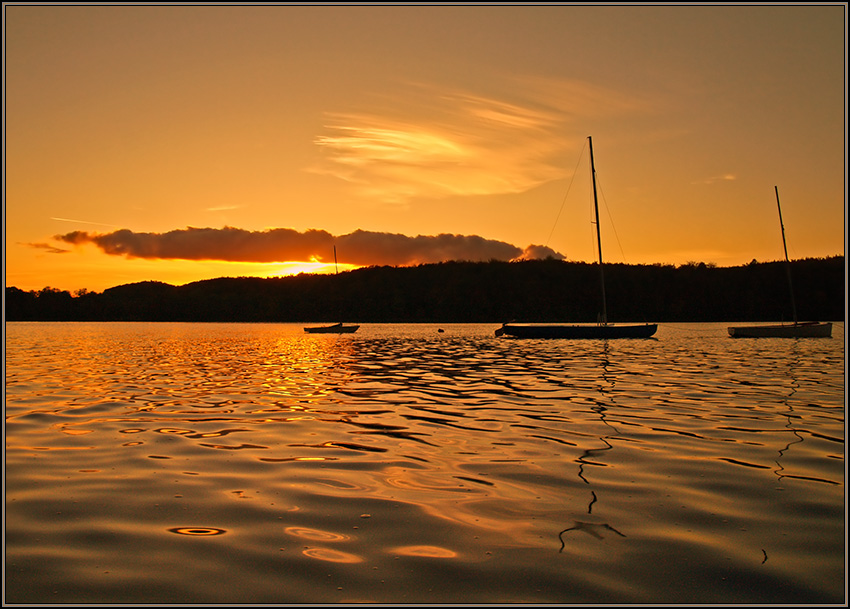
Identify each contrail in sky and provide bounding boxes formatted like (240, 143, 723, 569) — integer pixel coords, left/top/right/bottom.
(51, 217, 119, 228)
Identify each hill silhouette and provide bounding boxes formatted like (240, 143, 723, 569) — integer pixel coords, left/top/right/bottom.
(4, 257, 844, 323)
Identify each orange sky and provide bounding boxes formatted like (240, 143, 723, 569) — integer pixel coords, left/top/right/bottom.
(5, 3, 846, 293)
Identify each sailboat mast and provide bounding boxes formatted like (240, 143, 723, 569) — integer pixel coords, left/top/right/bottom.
(333, 245, 341, 324)
(775, 186, 797, 325)
(588, 136, 607, 325)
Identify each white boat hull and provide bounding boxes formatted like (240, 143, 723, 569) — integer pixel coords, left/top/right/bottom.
(727, 322, 832, 338)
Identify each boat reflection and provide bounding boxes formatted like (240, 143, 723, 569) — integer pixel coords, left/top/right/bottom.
(772, 342, 806, 483)
(558, 342, 627, 551)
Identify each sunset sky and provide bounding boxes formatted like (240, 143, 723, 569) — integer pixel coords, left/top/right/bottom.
(5, 3, 846, 293)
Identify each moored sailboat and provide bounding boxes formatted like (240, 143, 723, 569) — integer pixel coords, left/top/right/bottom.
(304, 246, 360, 334)
(496, 136, 657, 339)
(304, 321, 360, 334)
(727, 187, 832, 338)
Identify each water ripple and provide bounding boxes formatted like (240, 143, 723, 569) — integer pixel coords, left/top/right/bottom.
(4, 322, 844, 605)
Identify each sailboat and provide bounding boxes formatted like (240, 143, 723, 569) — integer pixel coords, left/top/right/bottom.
(727, 187, 832, 338)
(304, 246, 360, 334)
(496, 136, 657, 339)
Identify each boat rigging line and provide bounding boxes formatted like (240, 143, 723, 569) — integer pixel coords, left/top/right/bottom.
(545, 138, 587, 249)
(544, 137, 629, 265)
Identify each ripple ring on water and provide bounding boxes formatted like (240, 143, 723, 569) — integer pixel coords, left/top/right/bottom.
(168, 527, 227, 536)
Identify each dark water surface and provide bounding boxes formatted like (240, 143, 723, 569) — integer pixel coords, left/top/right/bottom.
(4, 322, 845, 604)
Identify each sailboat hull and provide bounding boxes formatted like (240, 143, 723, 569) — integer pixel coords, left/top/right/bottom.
(727, 322, 832, 338)
(496, 323, 658, 339)
(304, 323, 360, 334)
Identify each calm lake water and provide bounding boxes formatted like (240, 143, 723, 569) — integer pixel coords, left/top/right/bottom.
(4, 321, 845, 604)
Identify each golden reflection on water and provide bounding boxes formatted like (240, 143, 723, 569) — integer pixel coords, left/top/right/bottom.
(389, 545, 458, 558)
(301, 548, 363, 563)
(284, 527, 350, 542)
(265, 335, 357, 403)
(258, 456, 336, 462)
(59, 428, 93, 435)
(4, 322, 845, 605)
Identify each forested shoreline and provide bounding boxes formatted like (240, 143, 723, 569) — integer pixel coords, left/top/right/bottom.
(5, 256, 845, 323)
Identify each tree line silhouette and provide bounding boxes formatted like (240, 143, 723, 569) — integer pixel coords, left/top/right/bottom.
(5, 256, 844, 323)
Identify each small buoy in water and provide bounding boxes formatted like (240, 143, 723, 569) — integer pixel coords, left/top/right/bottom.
(437, 328, 444, 333)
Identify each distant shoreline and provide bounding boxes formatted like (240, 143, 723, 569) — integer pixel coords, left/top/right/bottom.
(5, 256, 844, 323)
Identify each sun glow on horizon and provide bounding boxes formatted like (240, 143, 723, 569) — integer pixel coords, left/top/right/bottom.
(266, 260, 359, 278)
(4, 250, 363, 294)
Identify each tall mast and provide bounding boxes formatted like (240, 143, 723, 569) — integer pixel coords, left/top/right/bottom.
(588, 136, 607, 325)
(775, 186, 797, 325)
(333, 245, 341, 324)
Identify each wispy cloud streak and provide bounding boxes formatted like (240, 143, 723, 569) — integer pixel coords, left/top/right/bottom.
(24, 242, 70, 254)
(311, 77, 654, 205)
(693, 174, 737, 185)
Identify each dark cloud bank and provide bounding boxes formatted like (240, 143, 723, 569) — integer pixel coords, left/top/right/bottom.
(53, 227, 564, 266)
